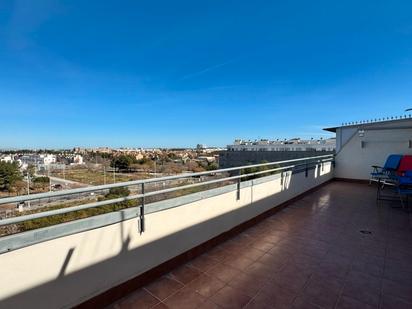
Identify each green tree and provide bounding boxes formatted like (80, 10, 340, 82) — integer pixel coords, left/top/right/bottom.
(27, 164, 36, 178)
(32, 176, 50, 191)
(110, 155, 135, 171)
(33, 176, 49, 183)
(0, 161, 22, 191)
(206, 162, 219, 171)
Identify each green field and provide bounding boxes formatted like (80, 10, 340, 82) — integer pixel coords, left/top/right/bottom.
(51, 168, 149, 185)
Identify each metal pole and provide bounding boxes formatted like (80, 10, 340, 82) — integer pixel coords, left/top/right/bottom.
(48, 167, 51, 192)
(236, 169, 241, 200)
(103, 166, 106, 185)
(63, 165, 66, 189)
(140, 183, 145, 233)
(305, 159, 308, 177)
(113, 163, 116, 183)
(27, 173, 31, 208)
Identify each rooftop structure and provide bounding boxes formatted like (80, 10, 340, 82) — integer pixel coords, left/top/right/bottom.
(324, 116, 412, 180)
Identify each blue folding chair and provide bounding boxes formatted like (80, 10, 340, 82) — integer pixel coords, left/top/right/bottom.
(371, 154, 402, 201)
(370, 154, 402, 183)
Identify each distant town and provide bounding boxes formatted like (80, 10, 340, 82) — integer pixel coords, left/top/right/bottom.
(0, 145, 223, 193)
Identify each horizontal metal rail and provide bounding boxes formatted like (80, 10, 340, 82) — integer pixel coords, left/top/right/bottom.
(0, 155, 333, 227)
(0, 154, 333, 205)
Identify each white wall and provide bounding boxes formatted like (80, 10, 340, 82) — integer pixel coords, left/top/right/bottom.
(0, 163, 332, 309)
(335, 122, 412, 180)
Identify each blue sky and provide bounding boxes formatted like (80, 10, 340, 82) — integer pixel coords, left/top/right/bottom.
(0, 0, 411, 148)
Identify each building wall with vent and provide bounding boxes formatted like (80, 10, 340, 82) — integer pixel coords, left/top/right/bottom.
(334, 119, 412, 180)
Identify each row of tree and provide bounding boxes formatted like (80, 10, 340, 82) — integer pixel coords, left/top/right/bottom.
(110, 155, 218, 174)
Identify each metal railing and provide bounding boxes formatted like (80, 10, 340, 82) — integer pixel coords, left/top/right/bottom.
(0, 154, 334, 231)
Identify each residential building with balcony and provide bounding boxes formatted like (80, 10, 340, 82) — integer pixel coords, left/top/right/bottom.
(220, 138, 335, 168)
(228, 138, 336, 152)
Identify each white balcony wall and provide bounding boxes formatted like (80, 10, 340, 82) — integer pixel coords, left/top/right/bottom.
(334, 121, 412, 180)
(0, 163, 332, 309)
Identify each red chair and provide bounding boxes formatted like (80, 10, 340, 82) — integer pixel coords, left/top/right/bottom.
(397, 155, 412, 176)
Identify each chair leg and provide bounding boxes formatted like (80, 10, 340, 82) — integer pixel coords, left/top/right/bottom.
(376, 179, 381, 203)
(399, 190, 406, 210)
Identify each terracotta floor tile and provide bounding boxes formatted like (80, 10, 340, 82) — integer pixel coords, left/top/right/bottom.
(209, 285, 251, 309)
(168, 265, 202, 284)
(186, 273, 226, 298)
(243, 298, 272, 309)
(350, 253, 384, 278)
(381, 294, 412, 309)
(252, 287, 296, 309)
(163, 287, 206, 309)
(114, 289, 160, 309)
(145, 276, 184, 301)
(152, 302, 170, 309)
(223, 256, 255, 271)
(382, 278, 412, 304)
(342, 271, 382, 307)
(239, 247, 266, 261)
(291, 296, 322, 309)
(257, 252, 288, 270)
(250, 240, 275, 252)
(227, 272, 266, 298)
(301, 274, 344, 308)
(189, 254, 220, 272)
(206, 263, 242, 283)
(197, 299, 222, 309)
(243, 261, 280, 279)
(270, 270, 310, 294)
(335, 295, 376, 309)
(384, 263, 412, 285)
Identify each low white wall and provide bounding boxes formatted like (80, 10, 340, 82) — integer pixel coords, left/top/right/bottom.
(335, 126, 412, 180)
(0, 163, 332, 309)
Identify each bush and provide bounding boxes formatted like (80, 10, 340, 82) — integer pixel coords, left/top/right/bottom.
(16, 186, 136, 234)
(33, 176, 50, 183)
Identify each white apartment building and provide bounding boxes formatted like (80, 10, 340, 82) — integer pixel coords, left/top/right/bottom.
(0, 155, 14, 163)
(227, 138, 336, 152)
(19, 154, 57, 166)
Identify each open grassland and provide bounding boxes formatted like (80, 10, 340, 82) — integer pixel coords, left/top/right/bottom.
(51, 168, 150, 185)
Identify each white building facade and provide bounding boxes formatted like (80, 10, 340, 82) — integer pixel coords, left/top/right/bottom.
(227, 138, 336, 152)
(324, 117, 412, 180)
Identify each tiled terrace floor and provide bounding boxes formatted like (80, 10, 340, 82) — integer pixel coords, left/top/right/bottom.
(110, 181, 412, 309)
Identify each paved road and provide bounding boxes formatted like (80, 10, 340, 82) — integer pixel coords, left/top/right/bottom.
(48, 175, 91, 188)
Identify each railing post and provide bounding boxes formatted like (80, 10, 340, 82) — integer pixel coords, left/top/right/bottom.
(236, 169, 241, 200)
(139, 183, 145, 234)
(305, 160, 308, 177)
